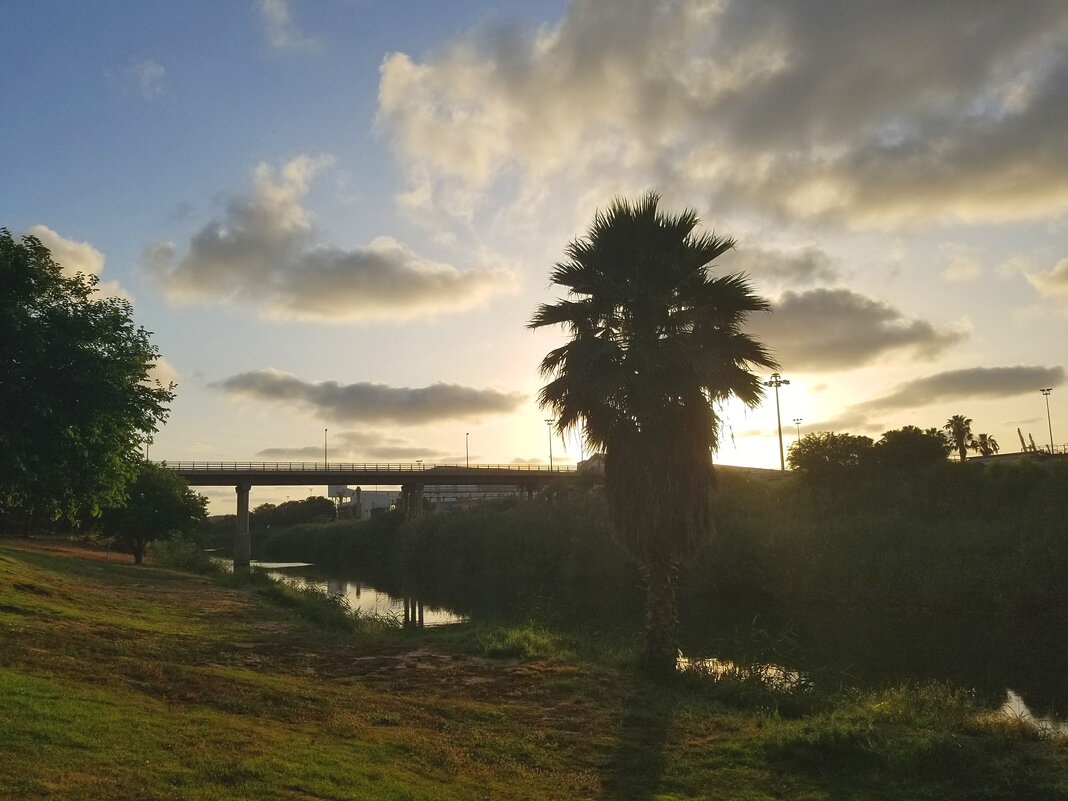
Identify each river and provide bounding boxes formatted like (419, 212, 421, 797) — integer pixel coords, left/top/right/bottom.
(256, 559, 1066, 728)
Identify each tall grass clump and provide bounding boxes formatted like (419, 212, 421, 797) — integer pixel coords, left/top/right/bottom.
(147, 535, 221, 575)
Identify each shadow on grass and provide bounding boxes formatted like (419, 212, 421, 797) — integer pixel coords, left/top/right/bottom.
(602, 679, 679, 800)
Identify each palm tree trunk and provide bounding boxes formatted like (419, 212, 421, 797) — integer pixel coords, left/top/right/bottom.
(640, 555, 680, 676)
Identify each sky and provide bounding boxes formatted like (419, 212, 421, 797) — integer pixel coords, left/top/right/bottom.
(3, 0, 1066, 514)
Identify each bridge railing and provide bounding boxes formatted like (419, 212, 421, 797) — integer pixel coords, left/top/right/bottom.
(160, 461, 577, 473)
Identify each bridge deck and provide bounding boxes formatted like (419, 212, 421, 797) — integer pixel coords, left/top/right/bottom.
(162, 461, 577, 486)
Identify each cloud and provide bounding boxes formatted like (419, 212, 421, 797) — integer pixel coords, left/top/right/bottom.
(257, 0, 320, 51)
(125, 59, 166, 99)
(940, 243, 983, 283)
(813, 365, 1065, 432)
(27, 225, 104, 276)
(1027, 258, 1068, 299)
(257, 430, 452, 461)
(377, 0, 1068, 227)
(25, 225, 130, 300)
(215, 368, 526, 425)
(859, 365, 1065, 412)
(147, 356, 180, 388)
(746, 288, 967, 371)
(719, 244, 840, 288)
(146, 155, 517, 321)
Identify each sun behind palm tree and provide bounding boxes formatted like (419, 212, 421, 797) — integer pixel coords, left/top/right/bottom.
(529, 192, 775, 674)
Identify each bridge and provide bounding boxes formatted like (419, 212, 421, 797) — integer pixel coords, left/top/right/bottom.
(163, 461, 578, 568)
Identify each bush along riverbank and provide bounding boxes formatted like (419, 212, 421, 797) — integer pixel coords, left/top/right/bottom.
(2, 537, 1067, 800)
(252, 460, 1068, 714)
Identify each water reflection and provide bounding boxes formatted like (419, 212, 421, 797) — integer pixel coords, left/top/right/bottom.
(678, 654, 802, 688)
(1001, 690, 1068, 735)
(237, 557, 1065, 725)
(264, 564, 464, 627)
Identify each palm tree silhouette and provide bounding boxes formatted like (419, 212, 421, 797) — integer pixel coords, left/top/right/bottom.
(530, 192, 775, 674)
(943, 414, 975, 462)
(971, 433, 1000, 457)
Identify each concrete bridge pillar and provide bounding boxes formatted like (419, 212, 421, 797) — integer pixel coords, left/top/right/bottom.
(234, 481, 251, 569)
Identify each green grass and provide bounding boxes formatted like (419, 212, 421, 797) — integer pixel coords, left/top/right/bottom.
(2, 538, 1066, 800)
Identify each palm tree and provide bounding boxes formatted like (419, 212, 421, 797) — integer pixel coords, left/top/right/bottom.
(943, 414, 975, 462)
(529, 193, 775, 674)
(971, 433, 1000, 457)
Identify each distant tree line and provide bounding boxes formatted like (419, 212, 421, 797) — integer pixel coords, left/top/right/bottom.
(787, 415, 1004, 483)
(202, 496, 336, 547)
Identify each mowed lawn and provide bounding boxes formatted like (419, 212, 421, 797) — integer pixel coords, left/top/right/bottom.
(1, 539, 1066, 801)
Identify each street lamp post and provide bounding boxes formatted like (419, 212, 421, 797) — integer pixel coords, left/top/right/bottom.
(465, 432, 470, 468)
(763, 372, 791, 471)
(793, 417, 803, 442)
(324, 428, 328, 466)
(1040, 388, 1054, 453)
(545, 419, 554, 469)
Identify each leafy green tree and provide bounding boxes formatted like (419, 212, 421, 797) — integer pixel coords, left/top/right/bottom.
(943, 414, 975, 462)
(971, 433, 1000, 457)
(102, 462, 207, 564)
(869, 425, 950, 472)
(0, 230, 173, 525)
(251, 496, 335, 533)
(529, 193, 775, 674)
(787, 431, 874, 481)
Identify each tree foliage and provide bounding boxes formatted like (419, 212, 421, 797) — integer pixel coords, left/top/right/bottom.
(0, 230, 174, 525)
(529, 193, 775, 674)
(971, 433, 1000, 457)
(870, 426, 951, 472)
(790, 427, 950, 484)
(252, 496, 336, 533)
(943, 414, 974, 462)
(101, 462, 207, 564)
(787, 432, 874, 480)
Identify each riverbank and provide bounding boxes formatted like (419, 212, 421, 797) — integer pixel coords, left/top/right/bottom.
(2, 538, 1066, 800)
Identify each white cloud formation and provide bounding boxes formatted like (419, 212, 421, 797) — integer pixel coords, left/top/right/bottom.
(147, 356, 180, 388)
(377, 0, 1068, 228)
(215, 368, 526, 425)
(25, 224, 130, 300)
(146, 156, 517, 321)
(257, 0, 320, 51)
(126, 59, 165, 99)
(1027, 258, 1068, 300)
(27, 225, 104, 276)
(746, 288, 967, 371)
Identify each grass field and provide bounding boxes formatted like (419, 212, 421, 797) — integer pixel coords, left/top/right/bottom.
(1, 538, 1066, 800)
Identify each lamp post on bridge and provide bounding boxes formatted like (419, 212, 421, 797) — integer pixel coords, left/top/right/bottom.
(324, 428, 328, 466)
(764, 372, 790, 472)
(545, 419, 554, 470)
(466, 432, 469, 468)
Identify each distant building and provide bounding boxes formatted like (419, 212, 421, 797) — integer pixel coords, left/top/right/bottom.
(330, 486, 402, 519)
(577, 453, 606, 477)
